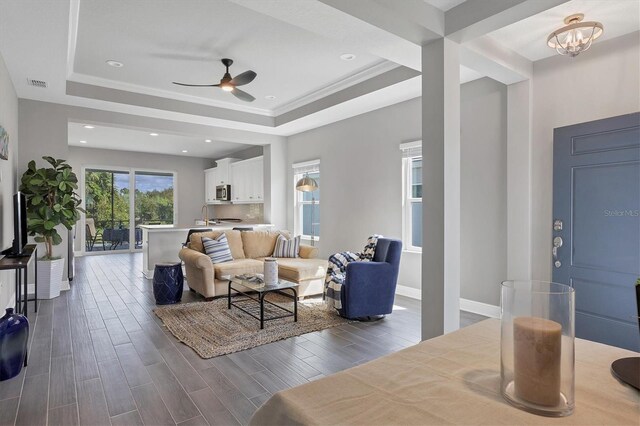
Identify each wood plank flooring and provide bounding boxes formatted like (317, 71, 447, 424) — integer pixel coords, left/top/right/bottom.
(0, 253, 486, 426)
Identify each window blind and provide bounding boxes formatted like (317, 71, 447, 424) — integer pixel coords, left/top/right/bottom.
(292, 159, 320, 174)
(400, 141, 421, 158)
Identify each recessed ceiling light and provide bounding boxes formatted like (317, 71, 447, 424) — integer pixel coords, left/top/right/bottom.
(265, 95, 276, 100)
(204, 139, 212, 143)
(79, 140, 87, 144)
(340, 53, 356, 61)
(106, 60, 124, 68)
(149, 133, 159, 136)
(182, 150, 188, 153)
(83, 125, 95, 129)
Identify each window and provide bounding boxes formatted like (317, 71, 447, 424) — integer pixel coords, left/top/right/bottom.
(83, 167, 176, 253)
(401, 142, 422, 251)
(293, 160, 320, 242)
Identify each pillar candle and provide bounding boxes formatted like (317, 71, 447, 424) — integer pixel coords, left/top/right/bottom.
(513, 316, 562, 406)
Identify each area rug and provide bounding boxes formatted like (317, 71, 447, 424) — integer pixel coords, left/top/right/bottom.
(154, 296, 350, 358)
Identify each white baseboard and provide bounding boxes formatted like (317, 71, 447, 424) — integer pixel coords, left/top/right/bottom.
(459, 298, 501, 318)
(394, 288, 501, 319)
(395, 285, 421, 300)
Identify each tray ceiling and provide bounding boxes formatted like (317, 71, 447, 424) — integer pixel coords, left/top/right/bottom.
(72, 0, 388, 113)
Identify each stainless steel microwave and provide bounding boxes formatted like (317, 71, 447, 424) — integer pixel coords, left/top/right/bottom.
(216, 184, 231, 201)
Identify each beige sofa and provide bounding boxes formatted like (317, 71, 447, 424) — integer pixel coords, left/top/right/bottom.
(179, 229, 327, 299)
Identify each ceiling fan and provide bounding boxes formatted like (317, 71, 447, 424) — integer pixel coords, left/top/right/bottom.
(172, 58, 257, 102)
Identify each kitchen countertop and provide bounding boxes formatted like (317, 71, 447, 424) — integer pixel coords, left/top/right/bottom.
(138, 223, 274, 232)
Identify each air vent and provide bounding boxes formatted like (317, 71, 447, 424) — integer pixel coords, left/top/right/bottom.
(26, 78, 47, 88)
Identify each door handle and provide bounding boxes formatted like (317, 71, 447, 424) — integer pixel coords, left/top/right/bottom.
(552, 236, 563, 267)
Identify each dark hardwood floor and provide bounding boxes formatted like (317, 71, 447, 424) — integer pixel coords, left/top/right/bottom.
(0, 253, 486, 426)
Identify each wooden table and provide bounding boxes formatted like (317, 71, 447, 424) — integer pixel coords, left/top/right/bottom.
(250, 319, 639, 425)
(0, 244, 37, 317)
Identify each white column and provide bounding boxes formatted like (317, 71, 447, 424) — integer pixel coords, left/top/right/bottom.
(422, 38, 461, 340)
(507, 80, 533, 279)
(263, 140, 288, 230)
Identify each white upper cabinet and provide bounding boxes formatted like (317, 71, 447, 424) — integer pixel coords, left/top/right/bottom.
(213, 158, 237, 186)
(204, 168, 217, 204)
(205, 156, 263, 204)
(229, 156, 264, 203)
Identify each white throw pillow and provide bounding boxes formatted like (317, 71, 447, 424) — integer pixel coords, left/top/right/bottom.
(202, 234, 234, 264)
(272, 234, 300, 258)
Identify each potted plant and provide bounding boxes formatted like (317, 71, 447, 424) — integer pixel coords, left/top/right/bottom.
(20, 157, 83, 299)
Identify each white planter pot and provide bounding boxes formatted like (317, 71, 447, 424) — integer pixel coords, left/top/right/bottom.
(37, 258, 64, 299)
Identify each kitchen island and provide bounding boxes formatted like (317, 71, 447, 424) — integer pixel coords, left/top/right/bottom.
(139, 223, 274, 279)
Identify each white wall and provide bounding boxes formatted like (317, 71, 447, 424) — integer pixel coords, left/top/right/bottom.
(0, 51, 19, 309)
(460, 77, 508, 306)
(286, 78, 509, 301)
(531, 32, 640, 281)
(18, 100, 71, 277)
(287, 97, 422, 288)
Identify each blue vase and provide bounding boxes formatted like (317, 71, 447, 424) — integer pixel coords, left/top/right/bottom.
(153, 262, 184, 305)
(0, 308, 29, 381)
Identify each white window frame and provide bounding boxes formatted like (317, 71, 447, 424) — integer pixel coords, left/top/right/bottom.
(401, 141, 422, 252)
(292, 159, 320, 243)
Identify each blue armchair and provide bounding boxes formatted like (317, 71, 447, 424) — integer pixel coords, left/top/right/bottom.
(337, 238, 402, 320)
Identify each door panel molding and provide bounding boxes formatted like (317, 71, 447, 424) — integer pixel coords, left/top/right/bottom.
(571, 125, 640, 155)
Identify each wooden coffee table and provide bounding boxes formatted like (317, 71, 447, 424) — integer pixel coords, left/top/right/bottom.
(223, 275, 299, 329)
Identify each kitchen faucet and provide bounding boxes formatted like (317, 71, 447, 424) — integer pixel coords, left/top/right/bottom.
(201, 204, 209, 225)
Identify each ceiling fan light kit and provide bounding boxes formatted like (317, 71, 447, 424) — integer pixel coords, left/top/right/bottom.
(172, 58, 257, 102)
(547, 13, 604, 57)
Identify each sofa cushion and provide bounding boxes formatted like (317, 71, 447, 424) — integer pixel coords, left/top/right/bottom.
(190, 230, 245, 259)
(202, 235, 233, 264)
(272, 234, 300, 258)
(213, 259, 264, 280)
(241, 230, 290, 259)
(271, 258, 327, 283)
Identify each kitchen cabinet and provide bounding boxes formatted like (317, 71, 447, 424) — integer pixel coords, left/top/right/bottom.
(204, 158, 238, 204)
(214, 158, 236, 185)
(204, 168, 217, 203)
(230, 156, 264, 203)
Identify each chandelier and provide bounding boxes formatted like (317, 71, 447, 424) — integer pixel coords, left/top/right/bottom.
(547, 14, 604, 57)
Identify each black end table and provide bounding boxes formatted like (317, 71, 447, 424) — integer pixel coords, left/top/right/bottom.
(224, 276, 298, 329)
(0, 244, 38, 317)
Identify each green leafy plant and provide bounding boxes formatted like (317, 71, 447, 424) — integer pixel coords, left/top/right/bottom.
(20, 157, 84, 259)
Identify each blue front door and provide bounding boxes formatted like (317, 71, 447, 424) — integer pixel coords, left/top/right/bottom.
(552, 112, 640, 351)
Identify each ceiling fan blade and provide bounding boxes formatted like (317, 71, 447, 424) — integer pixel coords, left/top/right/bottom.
(231, 88, 255, 102)
(229, 70, 256, 86)
(172, 82, 220, 87)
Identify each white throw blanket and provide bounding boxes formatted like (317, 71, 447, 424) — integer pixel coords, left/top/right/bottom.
(324, 235, 381, 310)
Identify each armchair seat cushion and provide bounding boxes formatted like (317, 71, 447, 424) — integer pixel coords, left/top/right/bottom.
(258, 257, 327, 282)
(213, 259, 263, 280)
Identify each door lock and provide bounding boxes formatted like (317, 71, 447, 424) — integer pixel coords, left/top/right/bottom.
(553, 219, 563, 231)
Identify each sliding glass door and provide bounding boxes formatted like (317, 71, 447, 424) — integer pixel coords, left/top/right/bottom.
(85, 169, 131, 251)
(83, 168, 176, 254)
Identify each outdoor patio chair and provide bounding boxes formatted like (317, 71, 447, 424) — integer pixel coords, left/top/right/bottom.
(85, 218, 105, 251)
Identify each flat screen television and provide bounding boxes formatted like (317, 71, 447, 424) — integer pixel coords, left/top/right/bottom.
(2, 192, 28, 257)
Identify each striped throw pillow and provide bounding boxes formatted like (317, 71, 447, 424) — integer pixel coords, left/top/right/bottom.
(272, 234, 300, 258)
(202, 234, 234, 264)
